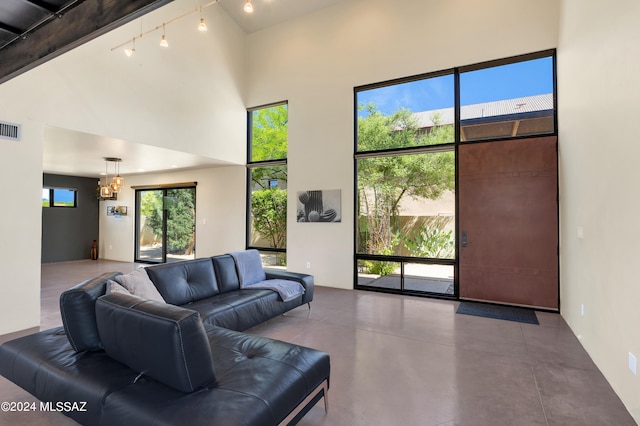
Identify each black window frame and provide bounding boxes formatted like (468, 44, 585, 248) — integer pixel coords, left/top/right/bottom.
(246, 101, 289, 265)
(353, 49, 557, 299)
(42, 187, 78, 208)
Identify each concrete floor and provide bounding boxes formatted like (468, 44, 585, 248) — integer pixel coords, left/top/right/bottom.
(0, 259, 636, 426)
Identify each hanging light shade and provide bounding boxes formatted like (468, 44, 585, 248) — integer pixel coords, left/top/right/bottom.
(111, 158, 124, 191)
(100, 159, 112, 198)
(100, 184, 113, 198)
(244, 0, 254, 13)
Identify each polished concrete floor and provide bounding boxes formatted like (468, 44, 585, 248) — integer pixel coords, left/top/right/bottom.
(0, 260, 636, 426)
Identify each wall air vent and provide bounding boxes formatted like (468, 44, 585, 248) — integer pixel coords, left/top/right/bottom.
(0, 121, 21, 141)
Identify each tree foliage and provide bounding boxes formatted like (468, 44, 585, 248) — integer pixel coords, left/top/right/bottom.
(140, 189, 195, 254)
(357, 103, 455, 257)
(251, 104, 288, 162)
(249, 104, 289, 249)
(251, 188, 287, 249)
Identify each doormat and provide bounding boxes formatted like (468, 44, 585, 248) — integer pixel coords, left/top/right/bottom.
(456, 302, 539, 325)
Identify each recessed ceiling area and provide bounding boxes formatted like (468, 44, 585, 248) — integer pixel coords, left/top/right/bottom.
(43, 126, 232, 178)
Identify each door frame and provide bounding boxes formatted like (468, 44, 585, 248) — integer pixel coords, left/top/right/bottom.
(134, 184, 197, 264)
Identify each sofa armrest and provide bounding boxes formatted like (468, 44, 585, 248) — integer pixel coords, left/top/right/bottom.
(264, 269, 314, 305)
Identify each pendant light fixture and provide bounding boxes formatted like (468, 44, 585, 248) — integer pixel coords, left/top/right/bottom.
(243, 0, 254, 13)
(99, 158, 124, 198)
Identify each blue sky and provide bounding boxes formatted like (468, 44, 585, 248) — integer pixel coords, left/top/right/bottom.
(357, 56, 553, 116)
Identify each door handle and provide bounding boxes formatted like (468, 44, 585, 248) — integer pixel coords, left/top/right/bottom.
(461, 231, 468, 247)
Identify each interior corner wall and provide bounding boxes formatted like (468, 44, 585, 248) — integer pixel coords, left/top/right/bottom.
(558, 0, 640, 421)
(245, 0, 559, 288)
(0, 117, 42, 335)
(99, 166, 246, 263)
(42, 174, 100, 263)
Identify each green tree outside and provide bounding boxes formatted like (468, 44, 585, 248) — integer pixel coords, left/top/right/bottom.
(140, 188, 196, 254)
(250, 104, 288, 252)
(357, 103, 455, 259)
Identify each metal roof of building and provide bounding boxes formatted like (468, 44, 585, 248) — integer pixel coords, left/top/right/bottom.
(413, 93, 554, 128)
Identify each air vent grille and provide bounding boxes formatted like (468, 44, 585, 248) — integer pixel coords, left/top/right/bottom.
(0, 121, 21, 141)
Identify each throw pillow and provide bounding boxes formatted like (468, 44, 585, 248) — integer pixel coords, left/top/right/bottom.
(113, 268, 165, 303)
(106, 280, 132, 296)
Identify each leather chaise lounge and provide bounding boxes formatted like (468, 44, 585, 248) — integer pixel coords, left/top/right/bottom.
(0, 250, 330, 425)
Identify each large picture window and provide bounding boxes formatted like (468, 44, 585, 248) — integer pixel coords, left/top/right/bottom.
(355, 50, 556, 297)
(247, 102, 288, 267)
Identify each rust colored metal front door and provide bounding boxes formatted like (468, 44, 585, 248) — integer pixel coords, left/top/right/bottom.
(458, 136, 558, 310)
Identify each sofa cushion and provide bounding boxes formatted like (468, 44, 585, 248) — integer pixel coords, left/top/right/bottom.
(145, 258, 219, 305)
(59, 271, 122, 352)
(113, 268, 165, 302)
(95, 293, 216, 393)
(212, 254, 241, 293)
(229, 249, 266, 287)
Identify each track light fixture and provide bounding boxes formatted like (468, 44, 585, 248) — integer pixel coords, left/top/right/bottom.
(113, 1, 263, 56)
(124, 37, 135, 57)
(160, 23, 169, 47)
(198, 6, 207, 31)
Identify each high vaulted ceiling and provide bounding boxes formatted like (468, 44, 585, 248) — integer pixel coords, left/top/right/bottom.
(0, 0, 346, 178)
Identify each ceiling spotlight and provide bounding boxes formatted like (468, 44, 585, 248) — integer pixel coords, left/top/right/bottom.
(198, 6, 207, 31)
(198, 18, 207, 32)
(124, 38, 135, 56)
(160, 23, 169, 47)
(244, 0, 254, 13)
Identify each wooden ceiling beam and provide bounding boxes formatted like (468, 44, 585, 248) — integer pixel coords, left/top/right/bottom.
(0, 0, 174, 85)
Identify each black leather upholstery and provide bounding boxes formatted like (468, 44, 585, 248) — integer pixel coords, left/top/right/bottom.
(146, 258, 219, 305)
(212, 254, 241, 293)
(0, 252, 325, 425)
(0, 309, 330, 426)
(96, 293, 216, 393)
(59, 271, 122, 352)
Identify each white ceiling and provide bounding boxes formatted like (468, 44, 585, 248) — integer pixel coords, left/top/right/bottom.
(43, 126, 231, 178)
(218, 0, 346, 34)
(42, 0, 347, 179)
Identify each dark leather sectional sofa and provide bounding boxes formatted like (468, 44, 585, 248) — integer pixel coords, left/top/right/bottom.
(0, 251, 330, 426)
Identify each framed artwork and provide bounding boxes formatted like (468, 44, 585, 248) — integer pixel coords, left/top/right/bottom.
(296, 189, 341, 223)
(107, 205, 127, 216)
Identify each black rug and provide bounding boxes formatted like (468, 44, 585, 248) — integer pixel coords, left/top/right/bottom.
(456, 302, 539, 325)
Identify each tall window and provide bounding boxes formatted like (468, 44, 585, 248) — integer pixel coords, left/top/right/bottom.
(356, 72, 456, 295)
(247, 102, 288, 267)
(355, 50, 555, 297)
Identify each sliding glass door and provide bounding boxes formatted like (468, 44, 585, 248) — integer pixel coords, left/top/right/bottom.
(135, 186, 196, 264)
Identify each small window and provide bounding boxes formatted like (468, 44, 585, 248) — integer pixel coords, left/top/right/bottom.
(249, 103, 288, 162)
(42, 187, 77, 208)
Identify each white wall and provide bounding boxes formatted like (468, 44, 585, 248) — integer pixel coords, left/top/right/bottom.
(100, 166, 246, 262)
(246, 0, 559, 288)
(0, 118, 42, 334)
(558, 0, 640, 421)
(0, 0, 247, 334)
